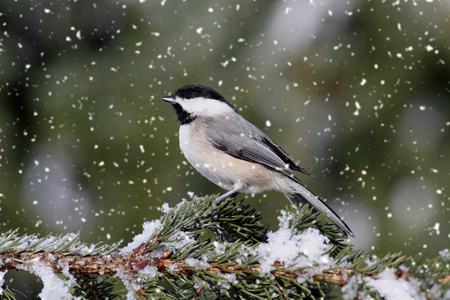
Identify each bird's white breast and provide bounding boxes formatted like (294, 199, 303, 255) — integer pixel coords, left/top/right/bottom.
(178, 121, 288, 194)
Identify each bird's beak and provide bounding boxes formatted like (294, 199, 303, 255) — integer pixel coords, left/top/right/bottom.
(161, 96, 175, 103)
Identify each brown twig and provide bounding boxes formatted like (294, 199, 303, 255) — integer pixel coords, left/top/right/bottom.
(0, 244, 444, 292)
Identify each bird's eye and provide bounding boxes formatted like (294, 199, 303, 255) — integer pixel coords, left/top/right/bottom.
(185, 93, 193, 99)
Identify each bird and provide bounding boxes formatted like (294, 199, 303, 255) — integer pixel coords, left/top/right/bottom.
(161, 84, 354, 237)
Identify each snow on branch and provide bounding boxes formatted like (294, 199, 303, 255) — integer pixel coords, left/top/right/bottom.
(0, 197, 448, 299)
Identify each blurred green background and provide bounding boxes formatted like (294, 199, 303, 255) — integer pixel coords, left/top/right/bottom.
(0, 0, 449, 296)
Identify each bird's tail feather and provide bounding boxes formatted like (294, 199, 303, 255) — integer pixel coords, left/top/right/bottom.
(284, 184, 354, 237)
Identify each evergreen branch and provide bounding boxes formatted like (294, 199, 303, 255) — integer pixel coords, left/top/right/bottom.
(0, 197, 448, 299)
(0, 229, 121, 256)
(1, 251, 446, 296)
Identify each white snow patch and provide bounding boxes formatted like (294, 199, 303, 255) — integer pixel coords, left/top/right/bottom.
(440, 249, 449, 259)
(120, 201, 196, 255)
(217, 273, 237, 290)
(120, 220, 163, 255)
(213, 240, 229, 255)
(168, 231, 196, 250)
(365, 268, 426, 300)
(185, 258, 209, 270)
(138, 265, 159, 279)
(160, 202, 170, 213)
(342, 274, 363, 300)
(256, 210, 332, 277)
(0, 270, 6, 294)
(117, 269, 142, 300)
(17, 261, 75, 300)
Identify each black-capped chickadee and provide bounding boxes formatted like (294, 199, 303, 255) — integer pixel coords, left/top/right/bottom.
(162, 84, 354, 237)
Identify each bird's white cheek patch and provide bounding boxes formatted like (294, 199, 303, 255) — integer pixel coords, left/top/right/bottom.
(180, 97, 235, 116)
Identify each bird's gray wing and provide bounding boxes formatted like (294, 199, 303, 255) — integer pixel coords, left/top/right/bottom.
(203, 115, 306, 181)
(203, 116, 354, 236)
(260, 135, 314, 177)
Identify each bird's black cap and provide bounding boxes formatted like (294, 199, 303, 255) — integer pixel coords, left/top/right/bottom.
(173, 85, 239, 113)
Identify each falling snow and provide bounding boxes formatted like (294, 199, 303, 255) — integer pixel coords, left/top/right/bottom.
(0, 0, 448, 296)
